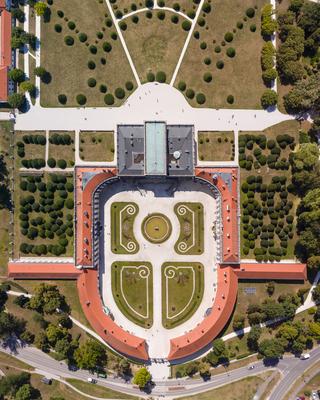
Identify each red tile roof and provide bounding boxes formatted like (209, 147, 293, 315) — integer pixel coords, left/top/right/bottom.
(8, 262, 82, 279)
(0, 7, 11, 101)
(235, 262, 307, 280)
(77, 269, 148, 360)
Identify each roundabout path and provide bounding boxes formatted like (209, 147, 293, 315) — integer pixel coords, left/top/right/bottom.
(99, 180, 218, 359)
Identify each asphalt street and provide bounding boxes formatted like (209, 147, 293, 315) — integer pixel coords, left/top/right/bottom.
(1, 343, 320, 399)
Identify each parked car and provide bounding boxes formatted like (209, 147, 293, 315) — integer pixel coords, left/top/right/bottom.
(300, 353, 310, 360)
(87, 377, 97, 384)
(41, 377, 52, 385)
(248, 365, 255, 370)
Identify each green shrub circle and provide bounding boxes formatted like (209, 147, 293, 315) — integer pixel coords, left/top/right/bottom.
(103, 41, 112, 52)
(76, 94, 87, 105)
(147, 72, 155, 82)
(196, 93, 206, 104)
(178, 81, 186, 91)
(204, 57, 211, 65)
(89, 45, 97, 54)
(203, 72, 212, 83)
(125, 81, 134, 91)
(171, 15, 179, 24)
(157, 11, 165, 20)
(227, 95, 234, 104)
(250, 24, 256, 32)
(156, 71, 166, 83)
(99, 84, 107, 93)
(216, 60, 224, 69)
(119, 21, 127, 30)
(104, 93, 115, 105)
(64, 36, 74, 46)
(246, 7, 255, 18)
(58, 94, 67, 104)
(88, 60, 96, 70)
(214, 45, 221, 53)
(47, 158, 56, 168)
(226, 47, 236, 57)
(186, 88, 195, 99)
(87, 78, 97, 87)
(54, 24, 62, 33)
(237, 21, 243, 29)
(78, 32, 87, 42)
(68, 21, 76, 30)
(57, 159, 67, 169)
(200, 41, 207, 50)
(182, 20, 191, 31)
(115, 87, 125, 99)
(224, 32, 233, 42)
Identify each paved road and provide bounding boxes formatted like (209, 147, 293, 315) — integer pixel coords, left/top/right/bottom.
(2, 343, 320, 399)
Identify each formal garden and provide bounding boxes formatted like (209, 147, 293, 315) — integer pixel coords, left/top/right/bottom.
(198, 131, 235, 161)
(174, 202, 204, 255)
(175, 0, 269, 108)
(162, 262, 204, 329)
(48, 131, 75, 168)
(79, 131, 114, 162)
(15, 173, 74, 258)
(111, 202, 140, 254)
(40, 0, 136, 107)
(239, 120, 301, 260)
(111, 261, 153, 328)
(15, 131, 46, 169)
(121, 9, 189, 83)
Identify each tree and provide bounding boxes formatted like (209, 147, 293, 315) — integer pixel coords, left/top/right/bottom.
(34, 66, 47, 78)
(11, 8, 25, 23)
(261, 89, 277, 109)
(20, 81, 36, 95)
(28, 283, 67, 314)
(308, 322, 320, 339)
(261, 299, 285, 321)
(46, 324, 68, 345)
(292, 144, 319, 171)
(0, 289, 8, 311)
(15, 383, 32, 400)
(8, 93, 26, 109)
(0, 372, 30, 398)
(298, 2, 320, 37)
(307, 256, 320, 270)
(233, 314, 245, 331)
(0, 312, 26, 338)
(206, 339, 228, 366)
(34, 1, 47, 16)
(115, 359, 131, 377)
(34, 331, 49, 352)
(74, 340, 107, 370)
(55, 337, 73, 359)
(8, 68, 25, 83)
(266, 281, 275, 296)
(261, 4, 277, 36)
(312, 285, 320, 302)
(247, 325, 261, 351)
(133, 367, 151, 389)
(258, 338, 285, 360)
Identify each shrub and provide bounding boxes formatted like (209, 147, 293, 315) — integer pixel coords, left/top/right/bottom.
(204, 57, 211, 65)
(261, 4, 277, 36)
(78, 32, 87, 42)
(171, 15, 179, 24)
(99, 84, 107, 93)
(102, 42, 112, 52)
(178, 81, 186, 91)
(87, 60, 96, 70)
(262, 68, 277, 84)
(182, 20, 191, 31)
(202, 2, 211, 13)
(54, 24, 62, 33)
(227, 95, 234, 104)
(157, 11, 165, 20)
(200, 41, 207, 50)
(115, 87, 125, 99)
(147, 72, 155, 82)
(203, 72, 212, 83)
(104, 94, 115, 105)
(237, 21, 243, 29)
(57, 159, 67, 169)
(119, 21, 127, 30)
(224, 32, 233, 42)
(47, 158, 56, 168)
(89, 45, 97, 54)
(261, 42, 275, 71)
(68, 21, 76, 30)
(64, 36, 74, 46)
(58, 94, 67, 105)
(186, 89, 195, 99)
(216, 60, 224, 69)
(71, 95, 85, 110)
(125, 81, 134, 91)
(261, 89, 277, 109)
(65, 198, 74, 209)
(250, 24, 256, 32)
(196, 93, 206, 104)
(156, 71, 166, 83)
(132, 15, 139, 23)
(246, 8, 255, 18)
(145, 0, 154, 7)
(87, 78, 96, 88)
(226, 47, 236, 58)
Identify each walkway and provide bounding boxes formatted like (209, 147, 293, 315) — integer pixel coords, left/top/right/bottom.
(14, 83, 292, 132)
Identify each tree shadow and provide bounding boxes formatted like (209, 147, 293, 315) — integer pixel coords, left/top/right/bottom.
(41, 72, 52, 84)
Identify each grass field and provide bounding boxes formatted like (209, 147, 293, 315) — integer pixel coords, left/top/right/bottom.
(48, 131, 75, 167)
(40, 0, 136, 107)
(162, 262, 204, 329)
(174, 202, 204, 255)
(175, 0, 268, 108)
(179, 373, 271, 400)
(239, 120, 302, 259)
(66, 378, 139, 399)
(111, 261, 153, 328)
(111, 202, 139, 254)
(122, 10, 188, 83)
(0, 352, 33, 371)
(79, 131, 114, 162)
(198, 131, 235, 161)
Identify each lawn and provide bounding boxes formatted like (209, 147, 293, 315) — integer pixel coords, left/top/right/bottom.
(48, 131, 75, 168)
(40, 0, 136, 107)
(174, 202, 204, 255)
(179, 373, 271, 400)
(122, 10, 188, 83)
(66, 378, 139, 399)
(239, 120, 302, 260)
(14, 172, 74, 258)
(175, 0, 268, 108)
(297, 364, 320, 398)
(0, 121, 12, 276)
(142, 213, 172, 243)
(198, 131, 235, 161)
(164, 0, 200, 15)
(111, 261, 153, 328)
(111, 202, 139, 254)
(162, 262, 204, 329)
(15, 131, 46, 168)
(79, 131, 114, 162)
(0, 351, 33, 371)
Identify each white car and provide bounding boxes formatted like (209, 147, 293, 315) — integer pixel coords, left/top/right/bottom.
(300, 353, 310, 360)
(87, 377, 97, 384)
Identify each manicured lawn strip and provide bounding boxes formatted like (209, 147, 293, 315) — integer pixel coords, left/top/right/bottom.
(66, 378, 139, 399)
(174, 202, 204, 255)
(111, 202, 139, 254)
(111, 261, 153, 328)
(122, 10, 188, 83)
(175, 0, 268, 108)
(198, 131, 235, 161)
(239, 120, 302, 260)
(15, 131, 46, 168)
(40, 0, 136, 107)
(162, 262, 204, 329)
(0, 121, 12, 275)
(179, 374, 269, 400)
(48, 131, 75, 168)
(79, 131, 114, 162)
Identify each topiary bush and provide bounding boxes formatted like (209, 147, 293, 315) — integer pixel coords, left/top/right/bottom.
(89, 45, 97, 54)
(57, 159, 67, 169)
(67, 21, 76, 30)
(115, 87, 125, 99)
(54, 24, 62, 33)
(58, 94, 67, 105)
(103, 41, 112, 52)
(196, 93, 206, 105)
(119, 21, 127, 30)
(186, 88, 195, 99)
(216, 60, 224, 69)
(246, 8, 255, 18)
(178, 81, 186, 91)
(47, 158, 56, 168)
(224, 32, 233, 42)
(156, 71, 166, 83)
(214, 45, 221, 53)
(147, 72, 155, 82)
(104, 93, 115, 105)
(157, 11, 165, 20)
(227, 95, 234, 104)
(87, 60, 96, 70)
(76, 94, 87, 105)
(87, 78, 96, 87)
(226, 47, 236, 57)
(182, 20, 191, 31)
(200, 41, 207, 50)
(203, 72, 212, 83)
(237, 21, 243, 29)
(204, 57, 211, 65)
(250, 24, 256, 32)
(64, 36, 74, 46)
(125, 81, 134, 91)
(78, 32, 87, 42)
